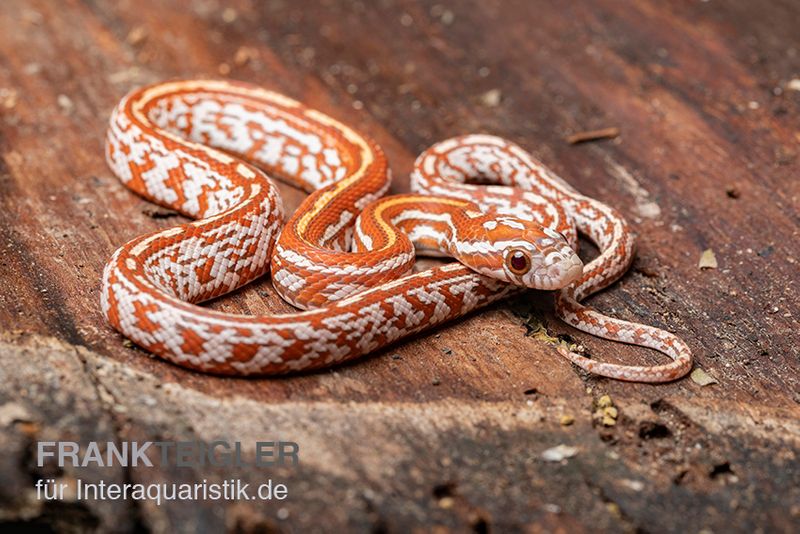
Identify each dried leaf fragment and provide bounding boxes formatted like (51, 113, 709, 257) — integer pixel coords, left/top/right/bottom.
(698, 249, 718, 269)
(690, 368, 718, 386)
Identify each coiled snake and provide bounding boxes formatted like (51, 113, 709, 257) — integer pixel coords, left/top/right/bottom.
(101, 80, 692, 382)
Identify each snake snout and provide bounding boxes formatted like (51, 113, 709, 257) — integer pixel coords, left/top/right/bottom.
(555, 252, 584, 286)
(532, 247, 582, 290)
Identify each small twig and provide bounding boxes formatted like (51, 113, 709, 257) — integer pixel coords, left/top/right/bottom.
(565, 127, 620, 145)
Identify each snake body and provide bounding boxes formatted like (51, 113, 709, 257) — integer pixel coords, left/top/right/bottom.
(102, 80, 692, 382)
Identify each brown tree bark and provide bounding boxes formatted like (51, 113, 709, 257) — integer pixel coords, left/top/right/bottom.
(0, 0, 798, 531)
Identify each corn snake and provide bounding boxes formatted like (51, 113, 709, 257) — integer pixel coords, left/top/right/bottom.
(101, 79, 692, 382)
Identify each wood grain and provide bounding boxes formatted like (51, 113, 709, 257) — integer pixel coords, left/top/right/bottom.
(0, 0, 798, 531)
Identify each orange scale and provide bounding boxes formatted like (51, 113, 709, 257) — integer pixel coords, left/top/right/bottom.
(179, 328, 207, 356)
(131, 300, 162, 334)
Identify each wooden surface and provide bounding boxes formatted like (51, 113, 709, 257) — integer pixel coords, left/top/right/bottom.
(1, 0, 799, 531)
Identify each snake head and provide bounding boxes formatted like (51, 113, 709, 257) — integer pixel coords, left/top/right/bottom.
(455, 215, 583, 290)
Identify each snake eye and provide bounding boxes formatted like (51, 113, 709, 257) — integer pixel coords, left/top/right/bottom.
(506, 248, 531, 275)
